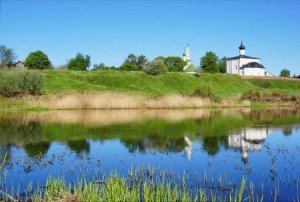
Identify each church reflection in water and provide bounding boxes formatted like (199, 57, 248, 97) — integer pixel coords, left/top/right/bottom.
(228, 127, 271, 163)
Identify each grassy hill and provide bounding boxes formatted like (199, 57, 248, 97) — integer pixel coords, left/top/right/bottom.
(42, 70, 300, 97)
(1, 70, 300, 111)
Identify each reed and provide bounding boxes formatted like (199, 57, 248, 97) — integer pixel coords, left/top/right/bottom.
(28, 92, 250, 110)
(17, 171, 251, 202)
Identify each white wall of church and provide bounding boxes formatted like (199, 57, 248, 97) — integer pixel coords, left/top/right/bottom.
(226, 59, 239, 74)
(227, 58, 263, 76)
(241, 68, 266, 76)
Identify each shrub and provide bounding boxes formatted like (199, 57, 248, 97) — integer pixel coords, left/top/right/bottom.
(144, 58, 167, 76)
(191, 86, 220, 102)
(0, 71, 44, 97)
(241, 90, 299, 103)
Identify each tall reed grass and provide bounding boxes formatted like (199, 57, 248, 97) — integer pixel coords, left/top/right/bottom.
(29, 92, 250, 110)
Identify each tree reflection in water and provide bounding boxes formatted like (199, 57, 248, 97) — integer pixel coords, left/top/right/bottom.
(0, 108, 299, 161)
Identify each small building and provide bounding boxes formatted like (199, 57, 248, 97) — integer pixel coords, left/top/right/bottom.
(182, 44, 197, 74)
(13, 61, 25, 69)
(226, 42, 273, 77)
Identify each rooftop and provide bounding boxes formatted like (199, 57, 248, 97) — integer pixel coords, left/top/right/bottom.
(228, 55, 260, 60)
(239, 62, 265, 69)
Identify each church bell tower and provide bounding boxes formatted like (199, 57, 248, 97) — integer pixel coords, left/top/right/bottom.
(239, 41, 246, 56)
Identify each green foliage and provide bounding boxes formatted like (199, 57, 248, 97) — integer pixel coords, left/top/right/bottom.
(137, 54, 148, 70)
(280, 68, 290, 77)
(200, 52, 220, 73)
(25, 50, 51, 70)
(120, 54, 148, 71)
(191, 86, 221, 102)
(164, 56, 187, 72)
(144, 58, 168, 76)
(218, 57, 227, 73)
(92, 63, 117, 71)
(67, 53, 90, 71)
(0, 45, 17, 67)
(0, 71, 44, 97)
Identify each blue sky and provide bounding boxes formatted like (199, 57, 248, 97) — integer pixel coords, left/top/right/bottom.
(0, 0, 299, 75)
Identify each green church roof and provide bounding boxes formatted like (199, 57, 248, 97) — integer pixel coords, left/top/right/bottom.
(184, 64, 197, 72)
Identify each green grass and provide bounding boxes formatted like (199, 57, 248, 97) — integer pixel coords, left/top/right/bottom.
(41, 71, 259, 97)
(247, 78, 300, 95)
(41, 70, 300, 97)
(25, 172, 249, 202)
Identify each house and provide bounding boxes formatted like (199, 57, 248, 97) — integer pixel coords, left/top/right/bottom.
(226, 42, 273, 77)
(13, 61, 25, 69)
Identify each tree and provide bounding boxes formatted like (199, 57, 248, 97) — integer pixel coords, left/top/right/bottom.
(25, 50, 51, 70)
(92, 63, 106, 71)
(137, 55, 148, 70)
(164, 56, 187, 72)
(200, 52, 220, 73)
(120, 54, 148, 71)
(67, 53, 90, 71)
(0, 45, 17, 67)
(120, 54, 139, 71)
(218, 57, 227, 73)
(144, 58, 167, 76)
(280, 69, 290, 77)
(92, 63, 117, 71)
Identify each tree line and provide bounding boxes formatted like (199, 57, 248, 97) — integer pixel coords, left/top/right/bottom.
(0, 44, 298, 78)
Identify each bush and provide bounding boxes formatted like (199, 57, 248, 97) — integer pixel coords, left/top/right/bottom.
(241, 90, 299, 103)
(144, 58, 167, 76)
(0, 71, 44, 97)
(191, 86, 220, 102)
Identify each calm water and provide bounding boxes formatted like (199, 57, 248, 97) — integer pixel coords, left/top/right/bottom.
(0, 108, 300, 201)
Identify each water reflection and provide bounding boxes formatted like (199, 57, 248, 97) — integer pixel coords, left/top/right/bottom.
(67, 140, 90, 156)
(228, 127, 271, 163)
(24, 142, 50, 159)
(0, 108, 299, 161)
(0, 108, 300, 201)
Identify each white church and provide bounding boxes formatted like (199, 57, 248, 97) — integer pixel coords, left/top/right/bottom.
(226, 42, 273, 77)
(182, 44, 197, 74)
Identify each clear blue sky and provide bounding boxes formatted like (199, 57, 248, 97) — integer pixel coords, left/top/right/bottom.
(0, 0, 299, 75)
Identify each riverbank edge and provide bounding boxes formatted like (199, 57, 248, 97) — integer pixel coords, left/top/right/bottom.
(0, 92, 298, 112)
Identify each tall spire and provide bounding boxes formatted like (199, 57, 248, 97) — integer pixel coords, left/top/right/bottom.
(183, 44, 191, 62)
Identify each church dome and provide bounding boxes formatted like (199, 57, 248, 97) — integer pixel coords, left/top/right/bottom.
(239, 41, 245, 50)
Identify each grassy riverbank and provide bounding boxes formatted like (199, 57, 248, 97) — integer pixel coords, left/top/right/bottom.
(1, 70, 300, 111)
